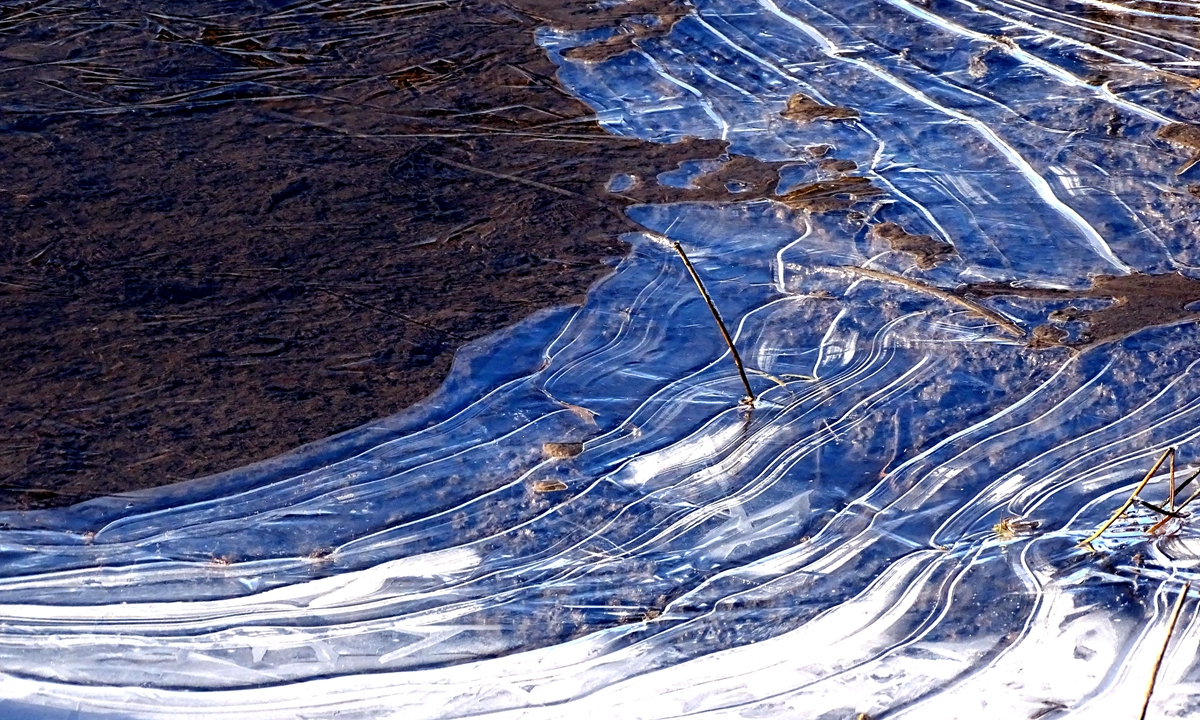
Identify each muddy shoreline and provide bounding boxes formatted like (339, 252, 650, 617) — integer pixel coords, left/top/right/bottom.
(4, 0, 1197, 510)
(0, 0, 812, 509)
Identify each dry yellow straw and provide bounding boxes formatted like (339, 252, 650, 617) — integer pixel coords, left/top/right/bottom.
(1079, 448, 1174, 547)
(1138, 581, 1190, 720)
(1169, 452, 1177, 513)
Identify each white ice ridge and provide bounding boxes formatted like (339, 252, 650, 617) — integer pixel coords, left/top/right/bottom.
(756, 0, 1134, 274)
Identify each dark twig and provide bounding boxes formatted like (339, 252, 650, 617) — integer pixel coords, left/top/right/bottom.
(1137, 499, 1186, 519)
(672, 242, 755, 404)
(1080, 447, 1174, 547)
(1150, 478, 1200, 535)
(1177, 480, 1200, 513)
(1139, 581, 1190, 720)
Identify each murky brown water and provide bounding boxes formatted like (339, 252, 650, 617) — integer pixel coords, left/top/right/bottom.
(0, 0, 754, 508)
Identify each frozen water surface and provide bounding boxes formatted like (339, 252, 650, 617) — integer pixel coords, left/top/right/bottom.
(6, 1, 1200, 718)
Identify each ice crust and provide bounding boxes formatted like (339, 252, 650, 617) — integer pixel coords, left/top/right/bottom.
(6, 0, 1200, 717)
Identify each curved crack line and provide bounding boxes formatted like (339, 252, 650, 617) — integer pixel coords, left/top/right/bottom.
(758, 0, 1135, 275)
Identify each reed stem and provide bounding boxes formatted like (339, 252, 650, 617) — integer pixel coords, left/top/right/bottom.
(1139, 581, 1190, 720)
(1150, 478, 1200, 535)
(838, 265, 1025, 338)
(1079, 447, 1174, 547)
(672, 242, 756, 404)
(1169, 452, 1177, 512)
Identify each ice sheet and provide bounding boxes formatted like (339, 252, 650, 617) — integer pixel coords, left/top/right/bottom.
(5, 0, 1200, 717)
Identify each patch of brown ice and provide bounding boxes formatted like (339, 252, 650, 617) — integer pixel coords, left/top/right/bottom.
(869, 222, 956, 269)
(780, 92, 859, 122)
(555, 0, 694, 63)
(1157, 123, 1200, 175)
(962, 272, 1200, 348)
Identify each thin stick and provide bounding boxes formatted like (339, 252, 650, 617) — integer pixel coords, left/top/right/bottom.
(1079, 448, 1175, 547)
(672, 242, 755, 404)
(1177, 481, 1200, 513)
(1170, 452, 1177, 512)
(1139, 581, 1190, 720)
(1172, 466, 1200, 502)
(1138, 499, 1186, 519)
(1150, 479, 1200, 535)
(1148, 514, 1177, 536)
(837, 266, 1025, 338)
